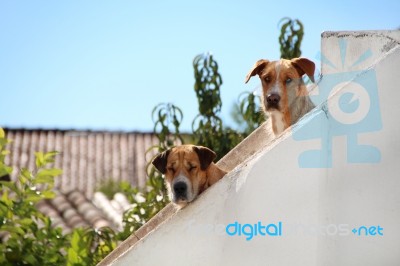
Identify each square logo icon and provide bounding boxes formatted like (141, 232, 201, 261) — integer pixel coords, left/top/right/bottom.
(293, 39, 382, 168)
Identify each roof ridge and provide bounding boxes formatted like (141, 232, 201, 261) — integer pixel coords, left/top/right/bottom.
(3, 127, 157, 134)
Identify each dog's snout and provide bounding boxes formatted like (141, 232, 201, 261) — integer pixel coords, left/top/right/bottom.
(173, 182, 187, 196)
(267, 93, 281, 104)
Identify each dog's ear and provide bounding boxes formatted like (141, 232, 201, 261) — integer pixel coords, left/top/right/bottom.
(245, 59, 269, 84)
(193, 146, 217, 170)
(291, 57, 315, 83)
(152, 149, 171, 174)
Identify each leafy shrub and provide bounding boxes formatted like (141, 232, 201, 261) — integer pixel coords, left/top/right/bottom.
(0, 129, 67, 265)
(67, 227, 117, 266)
(278, 17, 304, 59)
(0, 128, 116, 265)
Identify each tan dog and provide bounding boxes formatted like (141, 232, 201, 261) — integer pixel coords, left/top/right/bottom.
(245, 57, 316, 136)
(152, 145, 226, 206)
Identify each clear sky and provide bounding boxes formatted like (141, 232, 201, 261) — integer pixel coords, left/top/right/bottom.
(1, 0, 399, 132)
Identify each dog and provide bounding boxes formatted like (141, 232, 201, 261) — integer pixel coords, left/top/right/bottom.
(152, 145, 226, 206)
(245, 57, 316, 136)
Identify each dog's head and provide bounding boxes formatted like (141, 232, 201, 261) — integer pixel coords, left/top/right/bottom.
(245, 58, 315, 114)
(152, 145, 217, 206)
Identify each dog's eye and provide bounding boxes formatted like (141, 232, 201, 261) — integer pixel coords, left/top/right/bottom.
(189, 166, 197, 171)
(286, 78, 292, 84)
(167, 167, 175, 173)
(265, 76, 271, 83)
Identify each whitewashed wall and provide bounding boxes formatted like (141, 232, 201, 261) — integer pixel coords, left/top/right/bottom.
(109, 31, 400, 266)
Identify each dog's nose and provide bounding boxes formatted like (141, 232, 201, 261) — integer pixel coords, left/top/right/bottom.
(267, 94, 281, 104)
(173, 182, 187, 196)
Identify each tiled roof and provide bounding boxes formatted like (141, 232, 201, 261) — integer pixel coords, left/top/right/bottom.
(2, 128, 160, 234)
(36, 190, 122, 233)
(4, 128, 159, 198)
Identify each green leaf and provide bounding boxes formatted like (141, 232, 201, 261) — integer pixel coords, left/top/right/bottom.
(19, 218, 33, 226)
(21, 167, 32, 179)
(25, 193, 42, 203)
(0, 181, 18, 193)
(1, 225, 25, 235)
(18, 167, 32, 185)
(44, 151, 59, 159)
(70, 230, 82, 251)
(33, 174, 54, 184)
(1, 190, 13, 209)
(0, 165, 12, 178)
(0, 138, 8, 146)
(24, 254, 38, 264)
(67, 248, 80, 265)
(43, 151, 59, 165)
(35, 152, 45, 168)
(1, 150, 10, 156)
(37, 168, 63, 178)
(0, 203, 9, 218)
(33, 168, 62, 185)
(18, 175, 28, 186)
(42, 191, 56, 199)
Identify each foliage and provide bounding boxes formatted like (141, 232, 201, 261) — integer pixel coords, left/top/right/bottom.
(116, 103, 184, 240)
(278, 17, 304, 59)
(192, 53, 243, 160)
(0, 131, 66, 265)
(66, 227, 117, 266)
(236, 91, 265, 135)
(0, 128, 116, 266)
(96, 178, 124, 200)
(152, 103, 184, 150)
(0, 129, 12, 179)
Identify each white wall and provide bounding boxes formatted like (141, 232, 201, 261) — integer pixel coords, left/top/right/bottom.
(109, 31, 400, 266)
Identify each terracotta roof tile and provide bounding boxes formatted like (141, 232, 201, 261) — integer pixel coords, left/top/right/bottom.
(35, 190, 114, 233)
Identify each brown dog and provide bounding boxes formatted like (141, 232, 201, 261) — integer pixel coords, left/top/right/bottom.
(152, 145, 226, 206)
(245, 58, 316, 136)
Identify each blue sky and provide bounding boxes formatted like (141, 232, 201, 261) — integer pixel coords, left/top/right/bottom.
(1, 0, 399, 132)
